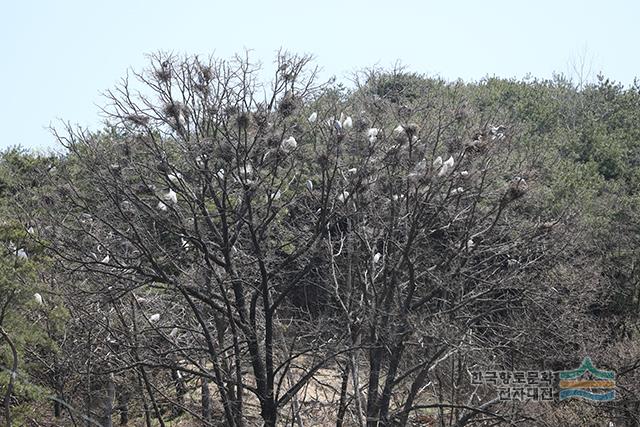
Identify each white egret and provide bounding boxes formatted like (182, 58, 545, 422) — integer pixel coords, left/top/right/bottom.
(216, 169, 225, 180)
(169, 327, 179, 337)
(437, 164, 450, 177)
(306, 180, 313, 192)
(157, 201, 168, 211)
(149, 313, 160, 323)
(393, 125, 405, 140)
(163, 189, 178, 205)
(342, 116, 353, 129)
(451, 187, 464, 196)
(444, 156, 454, 168)
(337, 191, 349, 203)
(271, 190, 282, 201)
(367, 128, 379, 143)
(101, 254, 110, 264)
(17, 249, 28, 259)
(460, 170, 469, 177)
(373, 252, 382, 264)
(34, 293, 43, 305)
(281, 136, 298, 153)
(433, 156, 443, 168)
(467, 239, 475, 250)
(308, 112, 318, 123)
(347, 168, 357, 175)
(167, 172, 182, 185)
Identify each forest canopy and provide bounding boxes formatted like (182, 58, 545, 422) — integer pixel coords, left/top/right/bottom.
(1, 51, 640, 427)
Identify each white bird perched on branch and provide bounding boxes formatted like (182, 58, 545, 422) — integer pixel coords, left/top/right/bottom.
(347, 168, 357, 175)
(306, 180, 313, 192)
(308, 112, 318, 123)
(17, 248, 28, 259)
(281, 136, 298, 153)
(149, 313, 160, 323)
(342, 116, 353, 129)
(216, 168, 225, 180)
(270, 190, 282, 201)
(393, 125, 406, 140)
(167, 172, 182, 186)
(157, 201, 168, 211)
(34, 293, 43, 305)
(373, 252, 382, 264)
(169, 327, 179, 338)
(367, 128, 379, 143)
(337, 191, 349, 203)
(444, 156, 454, 168)
(467, 238, 475, 250)
(162, 189, 178, 205)
(101, 254, 110, 264)
(438, 156, 455, 177)
(451, 187, 464, 196)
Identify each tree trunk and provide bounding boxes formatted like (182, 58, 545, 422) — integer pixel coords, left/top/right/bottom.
(101, 374, 115, 427)
(336, 364, 350, 427)
(201, 376, 212, 423)
(0, 327, 18, 427)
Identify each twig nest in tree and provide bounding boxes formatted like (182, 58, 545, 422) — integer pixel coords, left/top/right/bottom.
(505, 177, 528, 201)
(149, 313, 160, 323)
(308, 112, 318, 123)
(337, 191, 349, 203)
(367, 128, 379, 143)
(281, 136, 298, 153)
(34, 293, 43, 305)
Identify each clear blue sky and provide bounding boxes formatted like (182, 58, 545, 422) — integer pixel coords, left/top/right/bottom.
(2, 0, 638, 151)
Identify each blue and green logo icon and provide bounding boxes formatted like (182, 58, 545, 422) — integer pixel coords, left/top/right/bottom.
(558, 357, 615, 401)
